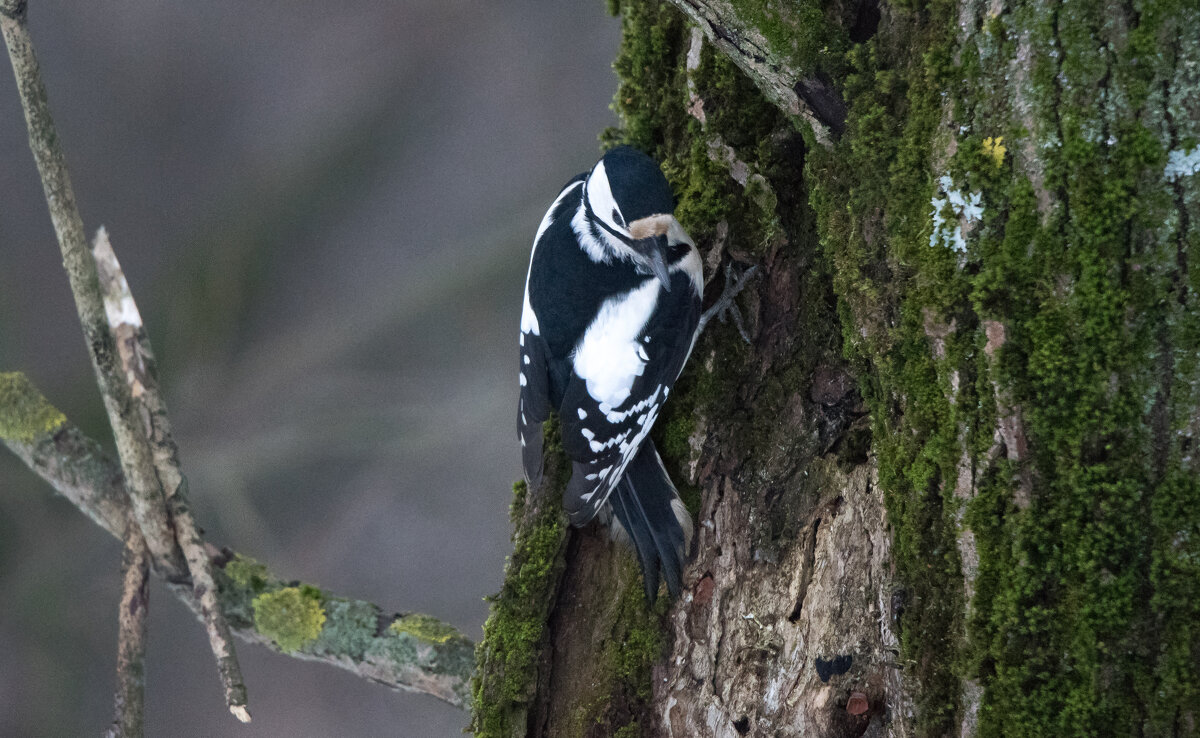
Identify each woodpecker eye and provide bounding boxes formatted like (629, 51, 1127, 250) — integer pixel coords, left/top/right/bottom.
(611, 208, 625, 228)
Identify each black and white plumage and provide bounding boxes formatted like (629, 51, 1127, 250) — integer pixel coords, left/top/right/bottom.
(518, 146, 701, 601)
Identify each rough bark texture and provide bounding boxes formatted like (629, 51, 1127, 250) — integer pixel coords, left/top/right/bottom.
(473, 0, 1199, 736)
(106, 524, 149, 738)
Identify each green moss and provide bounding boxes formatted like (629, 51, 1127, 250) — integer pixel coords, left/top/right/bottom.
(808, 0, 969, 731)
(557, 557, 669, 738)
(603, 578, 665, 700)
(724, 0, 849, 80)
(252, 586, 326, 653)
(471, 421, 570, 737)
(601, 0, 1200, 732)
(0, 372, 67, 442)
(808, 0, 1200, 732)
(390, 613, 464, 645)
(612, 724, 641, 738)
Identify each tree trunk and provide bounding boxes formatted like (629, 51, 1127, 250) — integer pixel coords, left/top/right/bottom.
(472, 0, 1200, 736)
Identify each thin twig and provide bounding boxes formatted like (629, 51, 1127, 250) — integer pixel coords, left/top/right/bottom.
(0, 373, 476, 708)
(2, 2, 247, 722)
(92, 227, 251, 721)
(0, 0, 181, 575)
(106, 523, 150, 738)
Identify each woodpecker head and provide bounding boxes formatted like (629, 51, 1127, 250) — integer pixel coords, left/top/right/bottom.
(580, 146, 694, 289)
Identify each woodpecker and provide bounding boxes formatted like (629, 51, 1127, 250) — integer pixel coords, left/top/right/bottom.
(518, 145, 701, 602)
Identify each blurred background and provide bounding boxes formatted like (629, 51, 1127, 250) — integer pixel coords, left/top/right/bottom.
(0, 1, 620, 735)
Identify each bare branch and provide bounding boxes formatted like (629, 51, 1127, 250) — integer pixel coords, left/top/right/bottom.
(106, 524, 150, 738)
(92, 227, 250, 722)
(0, 373, 476, 709)
(1, 0, 181, 575)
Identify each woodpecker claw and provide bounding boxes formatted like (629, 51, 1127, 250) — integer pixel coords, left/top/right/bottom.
(697, 263, 759, 342)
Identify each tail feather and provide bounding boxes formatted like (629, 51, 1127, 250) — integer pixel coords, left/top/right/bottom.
(608, 440, 693, 602)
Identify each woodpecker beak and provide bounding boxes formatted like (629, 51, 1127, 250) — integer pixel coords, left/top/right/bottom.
(647, 245, 672, 291)
(629, 214, 680, 291)
(629, 234, 671, 291)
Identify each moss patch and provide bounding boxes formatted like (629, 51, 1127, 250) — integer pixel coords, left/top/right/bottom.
(252, 586, 326, 653)
(470, 421, 570, 737)
(808, 0, 1200, 732)
(0, 372, 67, 442)
(807, 0, 972, 731)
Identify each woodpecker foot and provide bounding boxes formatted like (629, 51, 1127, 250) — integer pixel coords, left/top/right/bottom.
(697, 263, 759, 342)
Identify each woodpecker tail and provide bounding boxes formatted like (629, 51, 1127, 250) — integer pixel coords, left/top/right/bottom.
(608, 440, 694, 602)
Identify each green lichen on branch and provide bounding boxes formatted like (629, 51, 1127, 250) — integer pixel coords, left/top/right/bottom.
(212, 553, 475, 706)
(390, 613, 460, 645)
(223, 553, 269, 592)
(251, 586, 326, 653)
(0, 371, 67, 442)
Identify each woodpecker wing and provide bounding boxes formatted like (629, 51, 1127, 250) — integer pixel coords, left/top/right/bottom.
(518, 326, 552, 490)
(519, 177, 587, 488)
(560, 269, 700, 525)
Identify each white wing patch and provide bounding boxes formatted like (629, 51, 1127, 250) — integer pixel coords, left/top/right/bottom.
(572, 279, 660, 408)
(599, 385, 661, 424)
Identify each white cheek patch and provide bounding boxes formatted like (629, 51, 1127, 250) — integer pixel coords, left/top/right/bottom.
(672, 244, 704, 296)
(586, 161, 625, 233)
(575, 162, 644, 264)
(572, 279, 660, 408)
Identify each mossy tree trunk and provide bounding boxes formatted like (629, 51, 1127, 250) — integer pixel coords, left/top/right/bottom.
(472, 1, 1200, 736)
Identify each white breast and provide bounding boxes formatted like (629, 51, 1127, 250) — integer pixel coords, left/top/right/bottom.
(572, 279, 660, 407)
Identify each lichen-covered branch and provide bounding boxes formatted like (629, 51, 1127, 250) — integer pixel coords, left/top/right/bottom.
(212, 555, 475, 709)
(105, 524, 149, 738)
(0, 372, 130, 537)
(92, 227, 250, 722)
(0, 373, 476, 709)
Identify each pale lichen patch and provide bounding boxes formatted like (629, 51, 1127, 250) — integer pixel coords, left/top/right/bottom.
(929, 174, 983, 253)
(1164, 146, 1200, 181)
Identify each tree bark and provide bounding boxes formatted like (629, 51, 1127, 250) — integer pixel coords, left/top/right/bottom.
(472, 0, 1199, 736)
